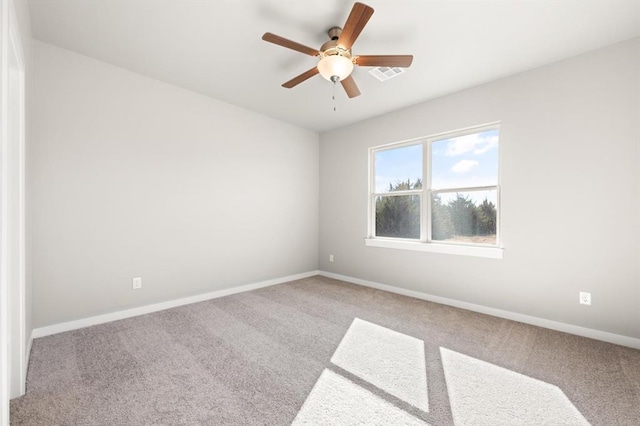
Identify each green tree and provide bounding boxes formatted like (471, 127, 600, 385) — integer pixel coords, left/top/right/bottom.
(476, 198, 497, 235)
(376, 184, 497, 240)
(431, 194, 453, 240)
(448, 193, 477, 236)
(375, 179, 421, 238)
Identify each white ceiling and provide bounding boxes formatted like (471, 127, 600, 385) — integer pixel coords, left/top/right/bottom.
(27, 0, 640, 133)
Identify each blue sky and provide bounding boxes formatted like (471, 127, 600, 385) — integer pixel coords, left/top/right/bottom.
(374, 144, 423, 192)
(375, 129, 499, 204)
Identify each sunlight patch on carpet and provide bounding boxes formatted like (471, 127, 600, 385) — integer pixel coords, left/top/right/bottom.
(291, 369, 429, 426)
(330, 318, 429, 412)
(440, 347, 590, 425)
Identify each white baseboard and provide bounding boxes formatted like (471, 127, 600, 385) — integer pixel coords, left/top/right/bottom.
(319, 271, 640, 350)
(31, 269, 640, 350)
(32, 270, 320, 339)
(25, 330, 33, 375)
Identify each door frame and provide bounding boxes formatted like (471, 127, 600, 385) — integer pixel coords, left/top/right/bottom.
(1, 0, 27, 422)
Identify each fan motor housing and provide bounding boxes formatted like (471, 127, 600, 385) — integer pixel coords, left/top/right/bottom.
(320, 27, 352, 60)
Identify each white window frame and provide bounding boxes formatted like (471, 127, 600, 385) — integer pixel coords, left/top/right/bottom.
(366, 123, 503, 259)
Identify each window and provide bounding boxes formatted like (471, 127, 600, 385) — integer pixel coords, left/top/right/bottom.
(367, 123, 502, 258)
(374, 144, 422, 239)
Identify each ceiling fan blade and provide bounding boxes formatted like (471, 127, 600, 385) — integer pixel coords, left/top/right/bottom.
(340, 75, 361, 98)
(282, 67, 320, 88)
(337, 2, 374, 50)
(262, 32, 319, 57)
(355, 55, 414, 67)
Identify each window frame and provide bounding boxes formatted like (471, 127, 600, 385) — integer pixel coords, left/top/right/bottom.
(366, 123, 503, 259)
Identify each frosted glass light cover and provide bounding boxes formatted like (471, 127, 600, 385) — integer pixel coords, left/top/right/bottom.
(317, 55, 354, 81)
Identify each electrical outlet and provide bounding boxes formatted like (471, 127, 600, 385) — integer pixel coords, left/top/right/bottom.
(329, 254, 334, 263)
(579, 291, 591, 306)
(132, 277, 142, 290)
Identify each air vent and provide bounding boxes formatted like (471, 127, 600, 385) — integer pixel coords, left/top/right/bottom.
(368, 66, 406, 82)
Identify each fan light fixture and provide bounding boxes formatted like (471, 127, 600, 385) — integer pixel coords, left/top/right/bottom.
(317, 53, 354, 82)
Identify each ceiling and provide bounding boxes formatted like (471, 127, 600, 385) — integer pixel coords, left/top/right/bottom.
(27, 0, 640, 133)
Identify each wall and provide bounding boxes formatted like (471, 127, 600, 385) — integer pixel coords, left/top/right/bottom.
(319, 38, 640, 339)
(32, 41, 319, 327)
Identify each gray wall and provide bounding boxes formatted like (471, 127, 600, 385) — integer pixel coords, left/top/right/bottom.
(319, 38, 640, 339)
(32, 41, 319, 327)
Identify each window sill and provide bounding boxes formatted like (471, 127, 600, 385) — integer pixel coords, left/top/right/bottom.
(364, 238, 504, 259)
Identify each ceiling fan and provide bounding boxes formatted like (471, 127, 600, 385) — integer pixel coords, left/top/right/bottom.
(262, 2, 413, 98)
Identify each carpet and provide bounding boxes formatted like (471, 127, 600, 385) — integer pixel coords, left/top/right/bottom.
(10, 275, 640, 425)
(441, 347, 588, 425)
(294, 318, 589, 425)
(331, 318, 428, 412)
(292, 369, 428, 426)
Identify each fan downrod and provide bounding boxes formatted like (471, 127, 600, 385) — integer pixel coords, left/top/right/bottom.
(327, 27, 342, 40)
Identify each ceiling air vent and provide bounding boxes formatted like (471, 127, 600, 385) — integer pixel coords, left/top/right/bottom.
(368, 66, 406, 82)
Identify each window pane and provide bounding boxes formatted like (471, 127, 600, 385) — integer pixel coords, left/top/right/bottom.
(431, 190, 497, 245)
(375, 194, 421, 239)
(375, 144, 422, 193)
(431, 129, 498, 189)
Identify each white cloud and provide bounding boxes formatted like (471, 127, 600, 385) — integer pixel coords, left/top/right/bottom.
(445, 134, 498, 157)
(473, 136, 499, 154)
(451, 160, 479, 173)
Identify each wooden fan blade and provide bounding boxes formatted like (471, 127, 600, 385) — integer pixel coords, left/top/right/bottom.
(262, 32, 319, 57)
(282, 67, 319, 88)
(340, 75, 361, 98)
(337, 2, 374, 50)
(355, 55, 414, 68)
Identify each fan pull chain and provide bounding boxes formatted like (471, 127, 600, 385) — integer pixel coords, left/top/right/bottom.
(332, 80, 337, 112)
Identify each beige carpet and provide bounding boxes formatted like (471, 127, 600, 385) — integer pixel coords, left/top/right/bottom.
(10, 275, 640, 425)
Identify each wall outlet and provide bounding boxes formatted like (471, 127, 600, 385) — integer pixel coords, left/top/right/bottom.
(329, 254, 334, 263)
(579, 291, 591, 306)
(132, 277, 142, 290)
